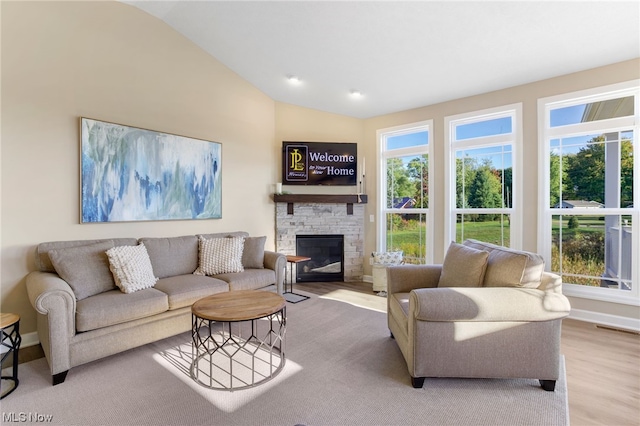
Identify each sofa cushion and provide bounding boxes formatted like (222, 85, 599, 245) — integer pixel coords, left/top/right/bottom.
(153, 275, 229, 310)
(242, 236, 266, 269)
(438, 242, 489, 288)
(196, 236, 245, 276)
(75, 288, 168, 332)
(106, 244, 158, 294)
(48, 240, 116, 300)
(139, 236, 199, 279)
(197, 231, 249, 240)
(215, 269, 276, 291)
(36, 238, 138, 273)
(463, 239, 545, 288)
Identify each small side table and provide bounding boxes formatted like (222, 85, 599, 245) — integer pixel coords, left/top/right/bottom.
(284, 255, 311, 303)
(1, 313, 21, 399)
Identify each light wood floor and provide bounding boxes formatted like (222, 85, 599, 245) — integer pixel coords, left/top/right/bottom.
(16, 281, 639, 425)
(295, 281, 640, 426)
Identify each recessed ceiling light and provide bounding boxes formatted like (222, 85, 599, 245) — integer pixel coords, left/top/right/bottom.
(287, 75, 302, 85)
(350, 90, 363, 98)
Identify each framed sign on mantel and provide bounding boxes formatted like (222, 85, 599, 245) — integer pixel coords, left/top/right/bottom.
(80, 117, 222, 223)
(282, 141, 357, 186)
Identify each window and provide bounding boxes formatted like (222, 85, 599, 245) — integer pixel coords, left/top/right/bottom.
(377, 121, 433, 264)
(444, 105, 523, 250)
(538, 81, 639, 304)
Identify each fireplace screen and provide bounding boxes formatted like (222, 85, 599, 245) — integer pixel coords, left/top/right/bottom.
(296, 235, 344, 282)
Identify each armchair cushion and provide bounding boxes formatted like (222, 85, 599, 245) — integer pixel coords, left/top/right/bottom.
(463, 239, 544, 288)
(438, 242, 489, 288)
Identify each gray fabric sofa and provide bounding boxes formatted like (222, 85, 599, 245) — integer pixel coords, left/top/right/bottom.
(387, 239, 571, 390)
(26, 231, 286, 385)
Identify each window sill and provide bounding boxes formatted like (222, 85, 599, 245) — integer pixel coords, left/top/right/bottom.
(562, 283, 640, 307)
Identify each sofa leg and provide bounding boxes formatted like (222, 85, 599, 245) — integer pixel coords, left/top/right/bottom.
(53, 371, 68, 386)
(539, 379, 556, 391)
(411, 377, 425, 388)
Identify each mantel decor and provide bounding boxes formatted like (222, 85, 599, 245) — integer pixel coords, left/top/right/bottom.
(80, 118, 221, 223)
(273, 194, 367, 215)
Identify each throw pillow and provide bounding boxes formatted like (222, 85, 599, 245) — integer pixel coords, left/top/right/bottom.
(372, 251, 404, 265)
(242, 236, 266, 269)
(106, 243, 158, 294)
(438, 241, 489, 288)
(195, 236, 245, 276)
(49, 240, 116, 300)
(462, 239, 545, 288)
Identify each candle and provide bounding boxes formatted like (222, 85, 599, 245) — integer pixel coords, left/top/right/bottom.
(276, 182, 282, 194)
(362, 157, 366, 176)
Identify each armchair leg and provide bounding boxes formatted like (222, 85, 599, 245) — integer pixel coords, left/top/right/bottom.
(539, 379, 556, 391)
(53, 371, 68, 386)
(411, 377, 425, 388)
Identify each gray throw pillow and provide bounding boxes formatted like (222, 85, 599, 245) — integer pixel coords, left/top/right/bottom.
(438, 241, 489, 288)
(242, 236, 266, 269)
(49, 240, 116, 300)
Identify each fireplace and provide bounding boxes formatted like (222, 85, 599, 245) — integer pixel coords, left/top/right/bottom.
(296, 235, 344, 282)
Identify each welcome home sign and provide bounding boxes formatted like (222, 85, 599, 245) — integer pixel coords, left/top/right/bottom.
(282, 141, 357, 186)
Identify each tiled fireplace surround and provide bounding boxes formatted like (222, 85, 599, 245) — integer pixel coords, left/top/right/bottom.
(275, 195, 366, 282)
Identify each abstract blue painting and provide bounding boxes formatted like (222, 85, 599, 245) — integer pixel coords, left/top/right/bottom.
(81, 118, 221, 223)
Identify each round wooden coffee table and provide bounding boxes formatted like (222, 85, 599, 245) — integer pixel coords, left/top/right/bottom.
(190, 290, 286, 390)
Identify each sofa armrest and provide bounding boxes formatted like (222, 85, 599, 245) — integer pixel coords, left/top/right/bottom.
(387, 264, 442, 294)
(410, 287, 571, 322)
(26, 271, 77, 376)
(263, 251, 287, 294)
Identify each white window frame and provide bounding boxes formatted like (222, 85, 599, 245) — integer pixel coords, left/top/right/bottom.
(444, 104, 524, 252)
(538, 80, 640, 306)
(376, 120, 434, 264)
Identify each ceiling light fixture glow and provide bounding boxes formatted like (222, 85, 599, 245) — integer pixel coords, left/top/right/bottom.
(350, 90, 363, 98)
(287, 75, 301, 85)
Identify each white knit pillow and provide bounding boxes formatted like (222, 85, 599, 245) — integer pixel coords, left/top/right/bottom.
(106, 243, 158, 294)
(195, 236, 244, 276)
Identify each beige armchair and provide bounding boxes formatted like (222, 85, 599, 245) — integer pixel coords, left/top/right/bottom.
(387, 240, 571, 390)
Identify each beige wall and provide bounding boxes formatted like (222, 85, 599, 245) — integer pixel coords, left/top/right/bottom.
(2, 1, 638, 337)
(1, 1, 277, 334)
(274, 102, 365, 195)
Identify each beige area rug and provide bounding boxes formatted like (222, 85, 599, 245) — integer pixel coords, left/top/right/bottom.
(2, 290, 569, 425)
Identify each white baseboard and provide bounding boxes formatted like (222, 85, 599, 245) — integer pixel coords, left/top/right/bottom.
(20, 331, 40, 348)
(569, 308, 640, 332)
(363, 275, 372, 283)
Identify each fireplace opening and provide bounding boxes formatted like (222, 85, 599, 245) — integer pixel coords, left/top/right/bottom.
(296, 234, 344, 282)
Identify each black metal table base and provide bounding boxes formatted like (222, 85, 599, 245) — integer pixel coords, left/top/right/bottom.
(190, 308, 286, 391)
(1, 320, 21, 399)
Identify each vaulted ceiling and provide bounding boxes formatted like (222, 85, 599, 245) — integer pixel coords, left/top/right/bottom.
(123, 1, 640, 119)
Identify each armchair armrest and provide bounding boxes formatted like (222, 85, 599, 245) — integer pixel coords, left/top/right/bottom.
(387, 264, 442, 294)
(263, 251, 286, 294)
(410, 287, 571, 322)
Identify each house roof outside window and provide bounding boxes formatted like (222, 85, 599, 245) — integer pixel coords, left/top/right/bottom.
(555, 200, 604, 209)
